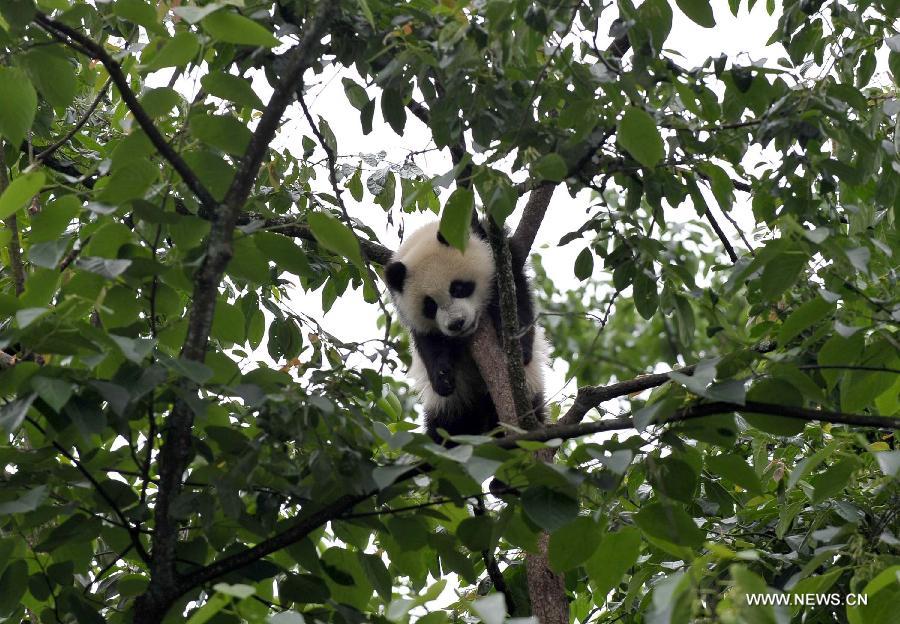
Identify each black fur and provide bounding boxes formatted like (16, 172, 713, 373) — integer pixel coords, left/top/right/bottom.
(385, 261, 406, 292)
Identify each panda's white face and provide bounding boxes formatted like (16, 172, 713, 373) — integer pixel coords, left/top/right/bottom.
(385, 222, 494, 337)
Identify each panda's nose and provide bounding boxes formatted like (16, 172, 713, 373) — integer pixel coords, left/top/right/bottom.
(448, 319, 465, 332)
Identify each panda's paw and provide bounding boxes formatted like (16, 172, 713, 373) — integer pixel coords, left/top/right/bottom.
(433, 369, 455, 396)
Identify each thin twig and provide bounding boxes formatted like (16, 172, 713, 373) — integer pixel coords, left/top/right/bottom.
(35, 78, 111, 164)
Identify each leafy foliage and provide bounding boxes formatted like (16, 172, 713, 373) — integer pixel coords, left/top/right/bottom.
(0, 1, 898, 623)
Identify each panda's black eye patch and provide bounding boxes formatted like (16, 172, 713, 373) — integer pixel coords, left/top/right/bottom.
(422, 296, 438, 319)
(449, 280, 475, 298)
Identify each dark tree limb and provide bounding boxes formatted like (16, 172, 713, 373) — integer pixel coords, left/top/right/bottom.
(510, 183, 556, 270)
(503, 401, 900, 448)
(34, 13, 217, 209)
(486, 220, 537, 430)
(560, 342, 776, 426)
(702, 204, 739, 262)
(129, 5, 337, 621)
(474, 498, 516, 615)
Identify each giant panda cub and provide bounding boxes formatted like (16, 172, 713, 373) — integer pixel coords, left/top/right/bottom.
(385, 220, 546, 442)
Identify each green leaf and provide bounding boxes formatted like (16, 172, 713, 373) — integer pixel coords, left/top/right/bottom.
(307, 212, 364, 268)
(201, 72, 263, 109)
(359, 553, 392, 601)
(211, 299, 246, 345)
(254, 232, 311, 277)
(202, 10, 280, 48)
(185, 593, 229, 624)
(140, 87, 181, 118)
(0, 67, 37, 148)
(30, 376, 73, 413)
(76, 257, 132, 279)
(20, 47, 77, 109)
(342, 78, 370, 111)
(847, 565, 900, 624)
(521, 485, 578, 532)
(23, 236, 64, 267)
(810, 457, 858, 504)
(574, 247, 594, 280)
(171, 4, 223, 23)
(97, 159, 158, 205)
(617, 107, 664, 168)
(109, 335, 155, 364)
(0, 170, 44, 220)
(532, 153, 568, 182)
(633, 266, 659, 319)
(635, 502, 705, 548)
(30, 195, 79, 243)
(0, 394, 36, 436)
(347, 167, 364, 201)
(548, 516, 602, 572)
(874, 450, 900, 478)
(142, 31, 200, 72)
(778, 297, 834, 345)
(0, 486, 47, 514)
(0, 560, 27, 617)
(818, 333, 864, 391)
(707, 454, 763, 494)
(675, 0, 715, 27)
(113, 0, 166, 34)
(584, 527, 642, 600)
(381, 87, 406, 134)
(456, 515, 493, 551)
(648, 456, 699, 503)
(745, 378, 805, 436)
(438, 187, 474, 252)
(279, 573, 330, 604)
(190, 114, 252, 156)
(758, 252, 807, 301)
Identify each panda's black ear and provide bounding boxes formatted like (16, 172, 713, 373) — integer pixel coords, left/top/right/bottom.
(436, 231, 450, 246)
(385, 261, 407, 292)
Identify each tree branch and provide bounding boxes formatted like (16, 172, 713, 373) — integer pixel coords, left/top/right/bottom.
(504, 400, 900, 447)
(486, 220, 536, 429)
(133, 5, 337, 620)
(702, 203, 738, 262)
(510, 183, 556, 270)
(33, 13, 217, 209)
(560, 342, 776, 426)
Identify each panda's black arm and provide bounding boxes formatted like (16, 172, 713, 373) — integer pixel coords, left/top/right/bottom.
(412, 332, 464, 397)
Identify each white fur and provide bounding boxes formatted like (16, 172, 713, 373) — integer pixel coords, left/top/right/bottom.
(390, 223, 495, 337)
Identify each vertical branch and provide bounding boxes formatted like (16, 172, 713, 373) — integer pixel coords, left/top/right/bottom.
(130, 5, 337, 621)
(486, 220, 538, 430)
(471, 188, 566, 624)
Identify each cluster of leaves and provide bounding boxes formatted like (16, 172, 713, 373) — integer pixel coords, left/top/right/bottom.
(0, 0, 898, 623)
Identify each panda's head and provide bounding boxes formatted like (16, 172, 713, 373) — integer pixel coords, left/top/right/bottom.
(385, 222, 494, 337)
